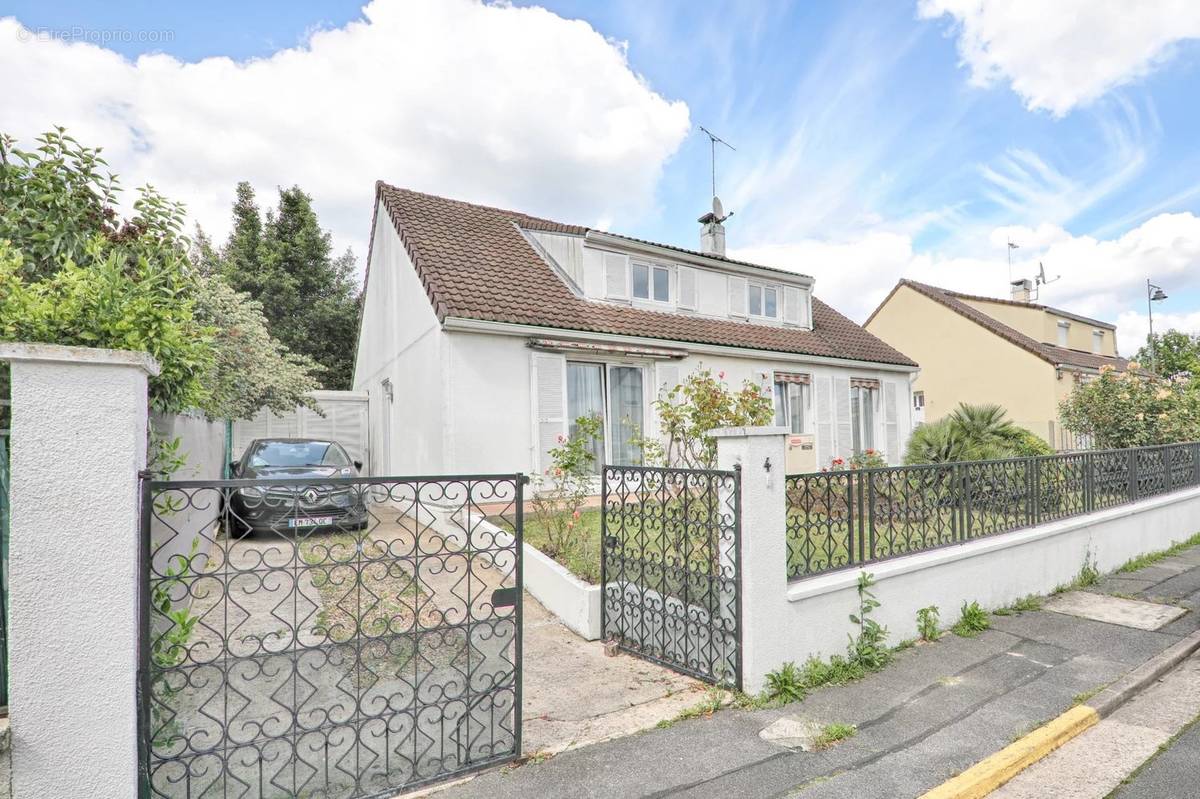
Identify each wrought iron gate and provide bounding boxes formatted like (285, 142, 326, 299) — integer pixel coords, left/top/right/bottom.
(600, 464, 741, 688)
(139, 474, 525, 798)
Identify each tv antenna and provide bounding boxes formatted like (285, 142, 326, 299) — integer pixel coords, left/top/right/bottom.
(1006, 238, 1019, 283)
(1024, 262, 1061, 301)
(698, 125, 736, 201)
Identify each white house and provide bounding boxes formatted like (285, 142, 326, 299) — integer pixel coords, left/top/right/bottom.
(353, 183, 919, 478)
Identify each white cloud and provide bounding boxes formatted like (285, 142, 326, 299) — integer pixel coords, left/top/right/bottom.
(733, 211, 1200, 355)
(0, 0, 690, 263)
(918, 0, 1200, 115)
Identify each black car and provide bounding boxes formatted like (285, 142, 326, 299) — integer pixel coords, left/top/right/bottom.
(226, 438, 368, 536)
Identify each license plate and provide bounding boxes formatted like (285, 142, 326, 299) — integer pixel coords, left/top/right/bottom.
(288, 516, 333, 528)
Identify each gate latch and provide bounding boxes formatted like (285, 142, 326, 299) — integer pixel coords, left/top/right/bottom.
(491, 587, 518, 608)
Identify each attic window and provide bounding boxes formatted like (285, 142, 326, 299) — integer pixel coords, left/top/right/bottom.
(1092, 330, 1104, 354)
(1057, 321, 1070, 347)
(632, 262, 670, 303)
(748, 283, 778, 319)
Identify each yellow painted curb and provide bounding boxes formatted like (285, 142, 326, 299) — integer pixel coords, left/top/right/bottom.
(919, 705, 1099, 799)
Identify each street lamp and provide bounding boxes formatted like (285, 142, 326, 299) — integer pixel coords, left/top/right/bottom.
(1147, 279, 1168, 372)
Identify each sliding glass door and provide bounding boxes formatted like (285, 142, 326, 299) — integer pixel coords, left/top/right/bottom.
(608, 366, 644, 466)
(566, 362, 606, 473)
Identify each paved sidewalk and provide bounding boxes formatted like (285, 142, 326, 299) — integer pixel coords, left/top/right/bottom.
(426, 543, 1200, 799)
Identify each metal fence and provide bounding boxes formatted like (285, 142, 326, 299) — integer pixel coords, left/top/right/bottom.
(785, 442, 1200, 580)
(140, 474, 525, 798)
(600, 464, 742, 688)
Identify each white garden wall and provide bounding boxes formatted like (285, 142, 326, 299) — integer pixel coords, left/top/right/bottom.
(781, 486, 1200, 664)
(716, 427, 1200, 694)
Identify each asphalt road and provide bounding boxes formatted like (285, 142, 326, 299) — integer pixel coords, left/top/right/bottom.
(1113, 717, 1200, 798)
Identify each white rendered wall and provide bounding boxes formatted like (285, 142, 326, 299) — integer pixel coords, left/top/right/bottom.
(718, 428, 1200, 694)
(782, 487, 1200, 664)
(1, 343, 157, 798)
(353, 199, 448, 476)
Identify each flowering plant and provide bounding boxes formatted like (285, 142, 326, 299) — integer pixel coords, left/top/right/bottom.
(530, 414, 602, 565)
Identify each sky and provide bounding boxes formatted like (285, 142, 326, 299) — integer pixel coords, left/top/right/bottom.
(4, 0, 1200, 355)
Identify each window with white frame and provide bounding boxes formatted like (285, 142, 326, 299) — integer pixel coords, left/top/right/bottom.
(773, 373, 810, 434)
(748, 282, 779, 319)
(1092, 329, 1104, 354)
(631, 262, 670, 303)
(1057, 321, 1070, 347)
(850, 379, 878, 453)
(913, 391, 925, 411)
(565, 361, 645, 468)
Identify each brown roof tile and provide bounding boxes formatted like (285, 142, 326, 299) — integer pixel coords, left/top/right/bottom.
(896, 280, 1129, 372)
(373, 183, 917, 367)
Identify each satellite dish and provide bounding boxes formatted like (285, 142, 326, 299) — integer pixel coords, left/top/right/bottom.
(1036, 261, 1061, 286)
(712, 196, 725, 219)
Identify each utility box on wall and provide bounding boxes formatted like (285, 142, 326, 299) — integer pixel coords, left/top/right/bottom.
(785, 433, 817, 474)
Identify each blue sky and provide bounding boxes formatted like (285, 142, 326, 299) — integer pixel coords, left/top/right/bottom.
(5, 0, 1200, 352)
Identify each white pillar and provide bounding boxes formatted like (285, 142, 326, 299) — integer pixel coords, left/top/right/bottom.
(0, 343, 159, 798)
(711, 426, 789, 695)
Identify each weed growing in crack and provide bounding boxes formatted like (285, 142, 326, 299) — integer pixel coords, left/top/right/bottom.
(917, 605, 940, 641)
(812, 723, 857, 749)
(952, 601, 990, 637)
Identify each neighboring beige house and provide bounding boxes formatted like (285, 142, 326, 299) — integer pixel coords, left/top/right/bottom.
(864, 279, 1128, 449)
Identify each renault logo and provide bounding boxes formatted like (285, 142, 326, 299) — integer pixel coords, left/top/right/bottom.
(302, 488, 320, 504)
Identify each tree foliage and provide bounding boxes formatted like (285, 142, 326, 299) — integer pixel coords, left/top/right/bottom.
(216, 182, 361, 390)
(636, 367, 774, 469)
(1059, 364, 1200, 449)
(0, 128, 318, 418)
(905, 403, 1051, 464)
(1135, 330, 1200, 378)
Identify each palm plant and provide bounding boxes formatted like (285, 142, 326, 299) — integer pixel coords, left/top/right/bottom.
(905, 404, 1051, 464)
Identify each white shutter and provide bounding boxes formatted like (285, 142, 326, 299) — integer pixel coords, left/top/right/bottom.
(604, 252, 629, 300)
(884, 381, 899, 464)
(532, 353, 567, 475)
(815, 375, 833, 469)
(656, 362, 680, 399)
(728, 276, 748, 318)
(678, 266, 697, 310)
(834, 376, 852, 461)
(783, 286, 802, 325)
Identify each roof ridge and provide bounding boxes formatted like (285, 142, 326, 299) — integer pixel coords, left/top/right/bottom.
(376, 181, 582, 233)
(901, 278, 1117, 330)
(898, 280, 1127, 371)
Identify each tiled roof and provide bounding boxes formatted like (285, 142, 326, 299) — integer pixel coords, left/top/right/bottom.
(896, 280, 1129, 372)
(372, 183, 917, 367)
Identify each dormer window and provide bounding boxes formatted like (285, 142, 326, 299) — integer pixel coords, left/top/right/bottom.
(749, 282, 779, 319)
(1057, 321, 1070, 347)
(1092, 330, 1104, 354)
(632, 262, 670, 303)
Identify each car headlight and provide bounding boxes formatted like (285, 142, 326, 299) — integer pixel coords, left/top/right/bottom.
(237, 487, 264, 499)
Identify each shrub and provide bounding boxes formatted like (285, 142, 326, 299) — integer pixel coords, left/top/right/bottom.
(1059, 363, 1200, 449)
(530, 414, 602, 563)
(635, 366, 773, 469)
(905, 403, 1049, 464)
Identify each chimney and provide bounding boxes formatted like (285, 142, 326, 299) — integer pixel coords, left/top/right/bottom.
(698, 196, 730, 257)
(1010, 278, 1033, 303)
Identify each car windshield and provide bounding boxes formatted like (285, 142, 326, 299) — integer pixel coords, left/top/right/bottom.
(247, 441, 349, 468)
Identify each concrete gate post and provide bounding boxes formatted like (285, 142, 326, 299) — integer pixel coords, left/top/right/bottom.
(0, 343, 159, 798)
(711, 426, 789, 695)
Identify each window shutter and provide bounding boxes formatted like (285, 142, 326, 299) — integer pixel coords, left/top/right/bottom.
(815, 375, 833, 468)
(728, 276, 748, 318)
(678, 266, 697, 310)
(532, 352, 567, 475)
(656, 362, 680, 399)
(834, 376, 852, 461)
(604, 252, 629, 300)
(783, 286, 802, 325)
(884, 381, 899, 464)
